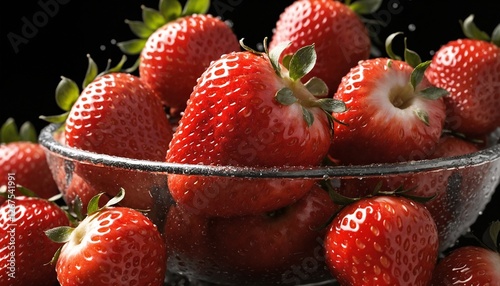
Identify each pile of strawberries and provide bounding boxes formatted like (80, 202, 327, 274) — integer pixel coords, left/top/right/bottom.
(1, 0, 499, 285)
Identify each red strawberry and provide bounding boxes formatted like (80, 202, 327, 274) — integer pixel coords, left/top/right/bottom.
(45, 64, 174, 216)
(324, 195, 439, 286)
(0, 118, 59, 205)
(46, 190, 167, 286)
(426, 15, 500, 137)
(429, 133, 480, 159)
(0, 195, 70, 286)
(118, 0, 240, 113)
(329, 33, 447, 165)
(269, 0, 376, 93)
(166, 39, 345, 217)
(431, 221, 500, 285)
(164, 184, 340, 285)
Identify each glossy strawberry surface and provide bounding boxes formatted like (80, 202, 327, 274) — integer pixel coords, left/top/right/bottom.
(0, 196, 69, 286)
(270, 0, 371, 93)
(140, 14, 240, 111)
(166, 50, 333, 217)
(330, 58, 446, 165)
(55, 206, 166, 286)
(426, 39, 500, 137)
(325, 196, 439, 286)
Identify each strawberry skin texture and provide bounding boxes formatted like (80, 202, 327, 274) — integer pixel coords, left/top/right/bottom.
(140, 14, 240, 111)
(0, 196, 69, 286)
(165, 184, 339, 285)
(426, 39, 500, 137)
(0, 142, 59, 204)
(65, 72, 172, 160)
(325, 196, 439, 286)
(270, 0, 370, 93)
(330, 58, 446, 165)
(166, 51, 332, 217)
(64, 73, 172, 212)
(56, 207, 166, 286)
(431, 246, 500, 286)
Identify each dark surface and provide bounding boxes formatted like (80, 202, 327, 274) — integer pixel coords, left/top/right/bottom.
(1, 0, 499, 249)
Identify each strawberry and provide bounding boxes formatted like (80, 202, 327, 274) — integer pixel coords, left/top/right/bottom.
(165, 39, 346, 217)
(0, 195, 70, 286)
(269, 0, 379, 94)
(0, 118, 59, 205)
(118, 0, 240, 113)
(324, 195, 439, 286)
(164, 184, 340, 285)
(425, 15, 500, 137)
(46, 190, 167, 286)
(329, 33, 448, 165)
(431, 221, 500, 285)
(42, 57, 173, 218)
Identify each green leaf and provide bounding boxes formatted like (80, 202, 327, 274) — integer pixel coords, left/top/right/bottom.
(317, 98, 347, 113)
(56, 76, 80, 111)
(288, 44, 316, 81)
(385, 32, 403, 60)
(83, 55, 98, 89)
(19, 122, 37, 143)
(482, 220, 500, 252)
(117, 39, 148, 55)
(304, 77, 329, 97)
(349, 0, 382, 15)
(106, 55, 128, 73)
(142, 5, 167, 30)
(16, 184, 37, 197)
(160, 0, 183, 21)
(87, 192, 105, 216)
(410, 60, 431, 90)
(1, 118, 20, 143)
(282, 54, 292, 70)
(413, 108, 430, 126)
(106, 188, 126, 207)
(45, 226, 75, 243)
(275, 88, 297, 105)
(182, 0, 210, 16)
(404, 38, 421, 68)
(269, 41, 291, 77)
(461, 14, 490, 42)
(39, 112, 69, 124)
(418, 86, 449, 100)
(302, 107, 314, 127)
(125, 19, 155, 39)
(492, 24, 500, 47)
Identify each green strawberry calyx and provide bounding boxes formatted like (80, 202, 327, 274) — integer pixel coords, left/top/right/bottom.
(461, 14, 500, 47)
(0, 117, 37, 144)
(39, 55, 133, 125)
(385, 32, 448, 126)
(117, 0, 210, 56)
(45, 188, 126, 265)
(345, 0, 383, 15)
(240, 38, 347, 128)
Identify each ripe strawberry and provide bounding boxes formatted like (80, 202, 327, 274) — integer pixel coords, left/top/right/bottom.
(426, 15, 500, 137)
(41, 56, 174, 217)
(0, 118, 59, 205)
(324, 195, 439, 286)
(46, 190, 167, 286)
(431, 221, 500, 285)
(0, 195, 70, 286)
(166, 39, 345, 217)
(118, 0, 240, 113)
(164, 184, 340, 285)
(329, 33, 448, 165)
(269, 0, 378, 93)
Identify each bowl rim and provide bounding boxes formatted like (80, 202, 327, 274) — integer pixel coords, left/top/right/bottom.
(39, 123, 500, 179)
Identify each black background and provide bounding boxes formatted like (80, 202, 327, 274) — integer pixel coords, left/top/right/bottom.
(1, 0, 499, 247)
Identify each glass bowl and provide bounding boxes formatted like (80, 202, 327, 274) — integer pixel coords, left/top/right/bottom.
(39, 123, 500, 286)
